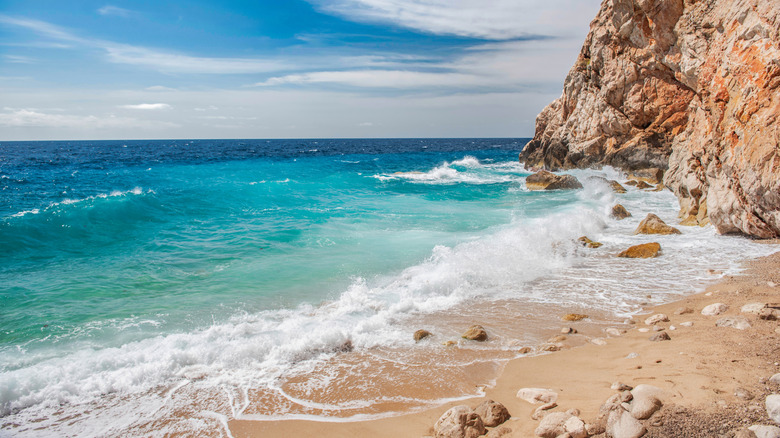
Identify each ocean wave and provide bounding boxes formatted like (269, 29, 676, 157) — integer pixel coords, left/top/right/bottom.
(374, 155, 525, 185)
(4, 187, 152, 220)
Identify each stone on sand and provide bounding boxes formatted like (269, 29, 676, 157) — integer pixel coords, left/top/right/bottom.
(485, 425, 512, 438)
(474, 400, 510, 427)
(716, 316, 752, 330)
(517, 388, 559, 404)
(644, 314, 669, 325)
(562, 314, 588, 322)
(701, 303, 729, 316)
(414, 329, 432, 342)
(607, 407, 646, 438)
(534, 412, 572, 437)
(742, 303, 767, 314)
(649, 331, 670, 341)
(433, 405, 485, 438)
(674, 306, 694, 315)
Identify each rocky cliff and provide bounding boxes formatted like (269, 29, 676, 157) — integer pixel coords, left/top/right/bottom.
(520, 0, 780, 238)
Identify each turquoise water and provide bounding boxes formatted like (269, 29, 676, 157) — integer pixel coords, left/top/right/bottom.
(1, 139, 776, 436)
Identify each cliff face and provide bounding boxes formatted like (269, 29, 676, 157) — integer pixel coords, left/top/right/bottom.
(521, 0, 780, 238)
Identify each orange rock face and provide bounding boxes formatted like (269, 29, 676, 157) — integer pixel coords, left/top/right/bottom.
(520, 0, 780, 238)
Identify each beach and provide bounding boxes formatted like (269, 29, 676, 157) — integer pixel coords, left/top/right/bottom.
(230, 244, 780, 437)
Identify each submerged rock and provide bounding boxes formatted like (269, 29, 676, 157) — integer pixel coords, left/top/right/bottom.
(617, 242, 661, 258)
(611, 204, 631, 220)
(462, 325, 488, 341)
(526, 170, 583, 190)
(562, 313, 588, 322)
(414, 329, 432, 342)
(634, 214, 682, 235)
(578, 236, 603, 248)
(610, 180, 627, 193)
(629, 168, 665, 185)
(434, 405, 486, 438)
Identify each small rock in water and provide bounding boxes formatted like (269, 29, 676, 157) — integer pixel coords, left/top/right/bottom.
(541, 344, 561, 352)
(474, 399, 511, 427)
(633, 213, 682, 235)
(635, 180, 653, 189)
(674, 306, 694, 315)
(716, 316, 752, 330)
(462, 325, 488, 341)
(611, 203, 631, 219)
(526, 170, 583, 191)
(578, 236, 603, 248)
(645, 314, 669, 325)
(443, 340, 457, 347)
(414, 329, 432, 342)
(562, 313, 588, 322)
(548, 334, 567, 343)
(336, 339, 354, 352)
(517, 388, 558, 404)
(649, 331, 671, 341)
(701, 303, 729, 316)
(517, 346, 532, 354)
(609, 180, 627, 194)
(561, 327, 578, 334)
(617, 242, 662, 258)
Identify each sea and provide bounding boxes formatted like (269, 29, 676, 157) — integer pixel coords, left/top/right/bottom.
(1, 138, 776, 437)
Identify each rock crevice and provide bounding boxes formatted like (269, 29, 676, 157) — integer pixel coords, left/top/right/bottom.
(520, 0, 780, 238)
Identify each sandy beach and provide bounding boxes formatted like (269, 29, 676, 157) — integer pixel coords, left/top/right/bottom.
(230, 244, 780, 437)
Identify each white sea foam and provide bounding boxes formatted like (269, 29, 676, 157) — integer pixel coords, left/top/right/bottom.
(1, 163, 777, 437)
(5, 188, 151, 219)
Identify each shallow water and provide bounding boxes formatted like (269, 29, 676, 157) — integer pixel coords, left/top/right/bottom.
(1, 138, 775, 436)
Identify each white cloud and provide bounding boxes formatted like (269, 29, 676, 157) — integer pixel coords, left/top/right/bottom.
(4, 55, 34, 63)
(145, 85, 177, 92)
(97, 6, 134, 17)
(119, 103, 172, 110)
(255, 70, 482, 88)
(309, 0, 601, 40)
(0, 109, 177, 129)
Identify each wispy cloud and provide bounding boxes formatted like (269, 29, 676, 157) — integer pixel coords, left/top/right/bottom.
(0, 109, 178, 129)
(119, 103, 171, 110)
(255, 70, 482, 88)
(97, 5, 135, 18)
(308, 0, 601, 40)
(0, 15, 291, 74)
(4, 55, 34, 63)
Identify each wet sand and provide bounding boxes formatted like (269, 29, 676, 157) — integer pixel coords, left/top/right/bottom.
(229, 246, 780, 437)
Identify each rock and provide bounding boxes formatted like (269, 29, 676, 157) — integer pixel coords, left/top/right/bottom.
(631, 385, 663, 402)
(629, 168, 665, 185)
(433, 405, 486, 438)
(735, 428, 759, 438)
(630, 395, 662, 420)
(735, 388, 755, 400)
(517, 388, 559, 404)
(635, 181, 653, 189)
(517, 346, 532, 354)
(617, 242, 661, 258)
(549, 335, 568, 343)
(485, 425, 512, 438)
(770, 374, 780, 385)
(638, 328, 650, 333)
(606, 408, 646, 438)
(336, 340, 354, 352)
(462, 325, 488, 341)
(561, 314, 588, 322)
(645, 314, 669, 325)
(534, 412, 572, 438)
(620, 391, 633, 403)
(541, 344, 561, 352)
(561, 327, 577, 334)
(526, 170, 583, 191)
(701, 303, 729, 316)
(611, 204, 631, 220)
(674, 306, 694, 315)
(742, 303, 768, 314)
(649, 331, 670, 341)
(591, 338, 608, 346)
(767, 394, 780, 424)
(652, 326, 663, 332)
(680, 321, 694, 327)
(578, 236, 602, 248)
(749, 425, 780, 438)
(759, 308, 780, 321)
(566, 408, 581, 417)
(414, 329, 432, 342)
(612, 382, 633, 391)
(716, 316, 752, 330)
(474, 400, 511, 427)
(633, 214, 682, 235)
(586, 422, 606, 436)
(531, 402, 558, 420)
(517, 0, 780, 239)
(610, 180, 627, 193)
(624, 180, 639, 187)
(443, 340, 457, 347)
(564, 416, 588, 438)
(605, 328, 625, 337)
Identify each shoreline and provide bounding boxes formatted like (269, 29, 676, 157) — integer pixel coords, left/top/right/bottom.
(229, 244, 780, 437)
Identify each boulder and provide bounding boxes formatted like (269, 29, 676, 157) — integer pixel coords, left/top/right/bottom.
(485, 426, 512, 438)
(716, 316, 752, 330)
(644, 314, 669, 325)
(649, 331, 671, 341)
(630, 395, 662, 420)
(701, 303, 729, 316)
(578, 236, 603, 248)
(742, 303, 767, 314)
(433, 405, 486, 438)
(526, 170, 583, 191)
(562, 314, 588, 322)
(611, 204, 631, 219)
(633, 214, 682, 235)
(607, 408, 646, 438)
(414, 329, 432, 342)
(629, 168, 665, 185)
(517, 388, 559, 404)
(617, 242, 661, 258)
(462, 325, 488, 341)
(767, 394, 780, 424)
(534, 412, 572, 437)
(748, 425, 780, 438)
(564, 416, 588, 438)
(474, 400, 511, 427)
(610, 180, 627, 193)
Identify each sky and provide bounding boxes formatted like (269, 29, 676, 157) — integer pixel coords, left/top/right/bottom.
(0, 0, 602, 140)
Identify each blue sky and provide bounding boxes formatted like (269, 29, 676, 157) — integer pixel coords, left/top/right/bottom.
(0, 0, 601, 140)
